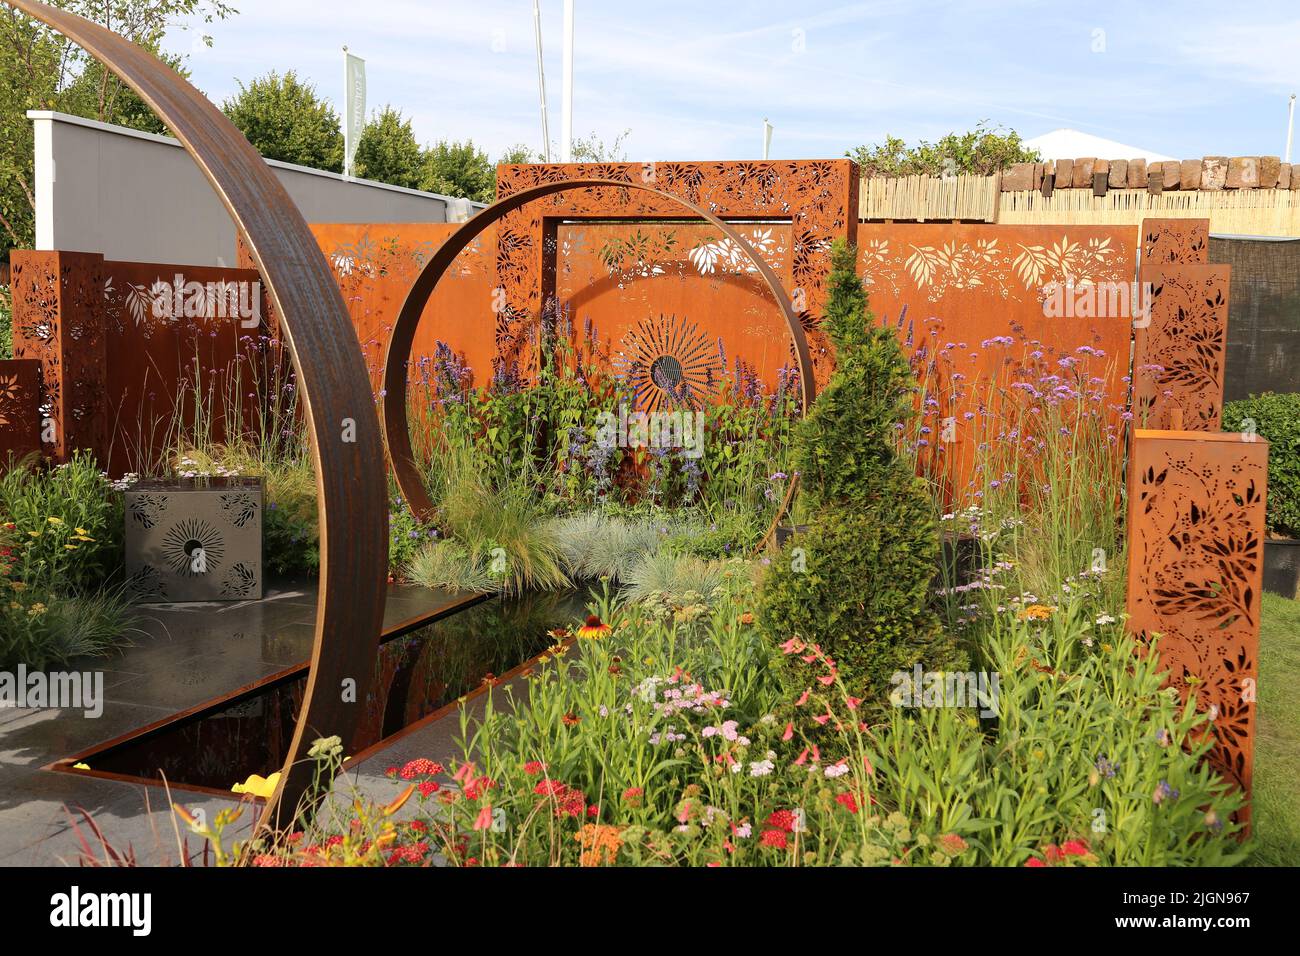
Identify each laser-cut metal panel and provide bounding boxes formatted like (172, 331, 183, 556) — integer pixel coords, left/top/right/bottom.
(1141, 218, 1210, 266)
(1, 0, 388, 833)
(494, 161, 858, 384)
(383, 178, 815, 522)
(10, 251, 108, 462)
(1125, 429, 1265, 809)
(1133, 264, 1231, 430)
(0, 359, 42, 466)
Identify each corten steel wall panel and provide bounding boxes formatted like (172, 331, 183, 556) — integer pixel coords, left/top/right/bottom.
(0, 359, 43, 466)
(1133, 264, 1231, 430)
(495, 161, 858, 385)
(855, 223, 1137, 503)
(9, 250, 107, 463)
(101, 260, 266, 476)
(310, 223, 492, 392)
(1141, 218, 1210, 265)
(1125, 429, 1266, 817)
(554, 222, 797, 395)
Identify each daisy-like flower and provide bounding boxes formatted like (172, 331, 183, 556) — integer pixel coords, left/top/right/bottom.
(577, 614, 611, 639)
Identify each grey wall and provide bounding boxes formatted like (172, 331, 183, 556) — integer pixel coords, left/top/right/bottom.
(1210, 235, 1300, 402)
(31, 111, 481, 268)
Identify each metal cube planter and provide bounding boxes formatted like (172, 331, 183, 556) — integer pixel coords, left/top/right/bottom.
(124, 477, 264, 603)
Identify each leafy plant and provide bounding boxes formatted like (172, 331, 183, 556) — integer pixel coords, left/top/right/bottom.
(222, 70, 344, 172)
(0, 452, 123, 590)
(1223, 392, 1300, 538)
(846, 121, 1039, 178)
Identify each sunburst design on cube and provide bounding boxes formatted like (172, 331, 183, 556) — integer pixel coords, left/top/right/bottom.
(160, 518, 226, 578)
(611, 314, 720, 412)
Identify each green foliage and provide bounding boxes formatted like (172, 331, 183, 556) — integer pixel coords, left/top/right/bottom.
(0, 584, 134, 670)
(0, 452, 123, 591)
(420, 139, 495, 203)
(223, 70, 343, 173)
(620, 548, 727, 608)
(760, 238, 955, 700)
(549, 511, 664, 582)
(0, 282, 11, 359)
(0, 0, 232, 260)
(1223, 392, 1300, 538)
(354, 106, 423, 189)
(846, 121, 1038, 178)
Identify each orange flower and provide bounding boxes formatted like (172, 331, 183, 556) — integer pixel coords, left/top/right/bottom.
(1016, 604, 1056, 622)
(575, 823, 623, 866)
(739, 612, 754, 626)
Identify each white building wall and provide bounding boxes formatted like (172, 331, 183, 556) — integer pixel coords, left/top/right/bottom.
(29, 111, 481, 268)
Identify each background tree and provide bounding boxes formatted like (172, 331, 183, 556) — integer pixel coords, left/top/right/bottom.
(847, 120, 1038, 177)
(0, 0, 233, 263)
(420, 139, 495, 203)
(354, 105, 422, 189)
(222, 70, 343, 173)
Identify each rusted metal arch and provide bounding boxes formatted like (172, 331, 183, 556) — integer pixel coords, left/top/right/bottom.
(2, 1, 389, 832)
(383, 178, 817, 522)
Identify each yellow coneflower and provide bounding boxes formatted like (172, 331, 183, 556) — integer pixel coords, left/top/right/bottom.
(577, 614, 612, 639)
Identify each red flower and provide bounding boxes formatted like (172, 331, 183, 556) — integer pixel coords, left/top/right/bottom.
(561, 712, 581, 726)
(464, 776, 496, 801)
(417, 781, 439, 798)
(534, 779, 566, 797)
(399, 758, 445, 780)
(760, 829, 789, 849)
(1024, 858, 1047, 867)
(523, 761, 546, 775)
(938, 833, 968, 855)
(621, 787, 643, 807)
(1061, 839, 1090, 857)
(766, 809, 796, 833)
(835, 792, 859, 814)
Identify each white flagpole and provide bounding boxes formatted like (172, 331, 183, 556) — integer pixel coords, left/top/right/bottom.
(533, 0, 552, 162)
(763, 118, 773, 160)
(1287, 94, 1296, 164)
(561, 0, 574, 162)
(343, 45, 351, 178)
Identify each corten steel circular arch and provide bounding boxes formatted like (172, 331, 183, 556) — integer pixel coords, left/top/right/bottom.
(2, 1, 389, 832)
(382, 178, 818, 524)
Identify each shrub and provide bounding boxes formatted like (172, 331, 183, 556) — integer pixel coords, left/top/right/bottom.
(1223, 393, 1300, 538)
(760, 239, 958, 700)
(0, 452, 123, 591)
(0, 282, 12, 360)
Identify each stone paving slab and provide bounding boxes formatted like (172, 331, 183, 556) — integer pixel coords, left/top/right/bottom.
(0, 580, 476, 866)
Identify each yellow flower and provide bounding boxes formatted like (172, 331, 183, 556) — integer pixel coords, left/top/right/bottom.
(72, 762, 90, 771)
(47, 517, 63, 526)
(64, 544, 79, 551)
(27, 531, 40, 538)
(28, 603, 46, 617)
(231, 771, 281, 799)
(75, 528, 89, 536)
(10, 581, 26, 592)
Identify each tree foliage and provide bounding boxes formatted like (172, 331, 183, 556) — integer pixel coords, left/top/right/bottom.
(354, 105, 422, 189)
(0, 0, 233, 262)
(847, 120, 1039, 177)
(222, 69, 342, 173)
(420, 139, 496, 203)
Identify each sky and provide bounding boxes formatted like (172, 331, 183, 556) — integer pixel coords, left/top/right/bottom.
(168, 0, 1300, 164)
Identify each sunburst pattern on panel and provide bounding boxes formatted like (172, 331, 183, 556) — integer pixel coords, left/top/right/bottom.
(612, 314, 721, 412)
(160, 518, 226, 577)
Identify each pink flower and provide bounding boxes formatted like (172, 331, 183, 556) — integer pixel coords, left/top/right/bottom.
(781, 721, 794, 742)
(473, 805, 493, 831)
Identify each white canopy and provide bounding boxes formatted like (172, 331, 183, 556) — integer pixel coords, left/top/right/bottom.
(1024, 128, 1178, 164)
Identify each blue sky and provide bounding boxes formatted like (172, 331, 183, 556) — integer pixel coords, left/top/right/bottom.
(170, 0, 1300, 163)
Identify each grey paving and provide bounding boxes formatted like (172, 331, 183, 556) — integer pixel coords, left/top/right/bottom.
(0, 579, 479, 866)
